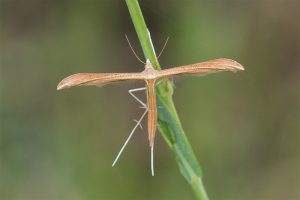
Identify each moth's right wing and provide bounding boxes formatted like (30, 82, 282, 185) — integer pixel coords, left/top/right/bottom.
(57, 73, 143, 90)
(157, 58, 244, 79)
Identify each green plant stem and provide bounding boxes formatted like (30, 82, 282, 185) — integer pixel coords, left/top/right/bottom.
(125, 0, 209, 200)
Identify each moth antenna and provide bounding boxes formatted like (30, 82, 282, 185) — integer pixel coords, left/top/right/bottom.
(125, 34, 146, 65)
(151, 144, 154, 176)
(112, 109, 148, 167)
(157, 37, 169, 59)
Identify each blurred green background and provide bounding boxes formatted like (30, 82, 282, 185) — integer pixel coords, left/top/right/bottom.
(1, 0, 299, 199)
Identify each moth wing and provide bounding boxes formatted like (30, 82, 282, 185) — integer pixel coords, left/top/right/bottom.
(57, 73, 143, 90)
(157, 58, 244, 79)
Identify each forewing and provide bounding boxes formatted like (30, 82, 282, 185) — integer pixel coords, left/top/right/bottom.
(157, 58, 244, 79)
(57, 73, 143, 90)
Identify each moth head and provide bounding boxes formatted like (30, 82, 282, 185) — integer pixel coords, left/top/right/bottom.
(145, 59, 153, 69)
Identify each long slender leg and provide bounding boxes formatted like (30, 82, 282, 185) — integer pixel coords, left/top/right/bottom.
(129, 87, 155, 176)
(133, 119, 143, 129)
(112, 87, 148, 167)
(112, 108, 148, 167)
(113, 87, 155, 176)
(128, 87, 147, 108)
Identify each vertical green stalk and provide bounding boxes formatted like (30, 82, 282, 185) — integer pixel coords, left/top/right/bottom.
(125, 0, 209, 199)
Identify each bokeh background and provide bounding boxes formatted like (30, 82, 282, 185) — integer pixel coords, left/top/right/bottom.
(1, 0, 299, 199)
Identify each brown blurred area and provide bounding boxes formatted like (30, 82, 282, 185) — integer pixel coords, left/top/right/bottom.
(1, 0, 299, 199)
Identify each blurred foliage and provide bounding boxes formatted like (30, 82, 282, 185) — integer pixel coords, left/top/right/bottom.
(0, 0, 299, 199)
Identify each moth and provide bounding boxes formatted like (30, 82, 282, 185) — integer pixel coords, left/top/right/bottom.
(57, 57, 244, 175)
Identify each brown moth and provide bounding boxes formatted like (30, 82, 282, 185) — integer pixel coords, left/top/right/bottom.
(57, 58, 244, 174)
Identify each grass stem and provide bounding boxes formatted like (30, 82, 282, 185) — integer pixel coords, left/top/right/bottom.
(125, 0, 209, 199)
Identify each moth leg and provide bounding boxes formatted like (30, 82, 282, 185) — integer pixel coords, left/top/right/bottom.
(112, 87, 148, 168)
(125, 87, 156, 176)
(128, 87, 147, 109)
(133, 119, 143, 130)
(112, 108, 148, 167)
